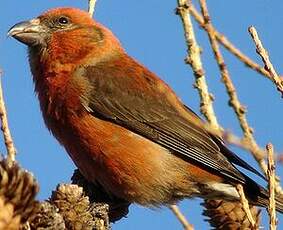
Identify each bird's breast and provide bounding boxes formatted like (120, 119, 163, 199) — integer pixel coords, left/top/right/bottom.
(45, 109, 202, 205)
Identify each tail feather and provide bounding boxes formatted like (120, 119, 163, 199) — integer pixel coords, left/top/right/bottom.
(242, 174, 283, 213)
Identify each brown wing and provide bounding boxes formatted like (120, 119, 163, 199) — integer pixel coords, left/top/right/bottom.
(77, 55, 248, 184)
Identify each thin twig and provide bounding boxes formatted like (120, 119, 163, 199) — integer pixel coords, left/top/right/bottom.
(193, 0, 283, 196)
(176, 0, 219, 129)
(0, 69, 16, 165)
(189, 5, 271, 79)
(88, 0, 98, 17)
(266, 143, 277, 230)
(246, 26, 283, 195)
(170, 205, 194, 230)
(198, 1, 262, 226)
(176, 1, 261, 227)
(206, 126, 283, 192)
(236, 184, 256, 229)
(175, 1, 218, 228)
(222, 131, 282, 196)
(205, 126, 266, 158)
(198, 0, 268, 178)
(248, 26, 283, 97)
(176, 0, 268, 183)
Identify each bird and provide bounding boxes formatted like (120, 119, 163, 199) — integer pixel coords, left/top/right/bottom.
(8, 7, 283, 213)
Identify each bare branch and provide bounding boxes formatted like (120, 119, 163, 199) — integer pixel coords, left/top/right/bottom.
(189, 5, 271, 79)
(176, 0, 219, 129)
(0, 69, 16, 165)
(248, 26, 283, 97)
(198, 0, 269, 179)
(174, 1, 220, 228)
(236, 184, 256, 229)
(88, 0, 98, 17)
(266, 143, 277, 230)
(169, 205, 194, 230)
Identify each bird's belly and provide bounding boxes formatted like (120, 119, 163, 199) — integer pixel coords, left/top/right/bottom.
(49, 113, 198, 205)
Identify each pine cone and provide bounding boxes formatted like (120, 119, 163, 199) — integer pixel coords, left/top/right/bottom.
(90, 203, 110, 230)
(24, 201, 65, 230)
(50, 184, 110, 230)
(0, 196, 21, 230)
(202, 199, 261, 229)
(72, 169, 130, 222)
(0, 160, 39, 223)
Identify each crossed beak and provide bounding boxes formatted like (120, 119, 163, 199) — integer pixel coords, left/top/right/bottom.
(8, 18, 46, 46)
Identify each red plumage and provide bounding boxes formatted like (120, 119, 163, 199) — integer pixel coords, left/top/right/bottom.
(8, 7, 283, 213)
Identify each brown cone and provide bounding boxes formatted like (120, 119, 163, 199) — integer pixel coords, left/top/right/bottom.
(202, 199, 261, 229)
(0, 160, 39, 224)
(72, 169, 130, 222)
(24, 201, 65, 230)
(0, 196, 21, 230)
(50, 184, 110, 230)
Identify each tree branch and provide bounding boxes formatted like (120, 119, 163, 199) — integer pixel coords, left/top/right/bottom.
(170, 205, 194, 230)
(88, 0, 98, 17)
(189, 5, 272, 80)
(267, 143, 277, 230)
(248, 26, 283, 97)
(236, 184, 256, 229)
(176, 0, 219, 129)
(0, 69, 16, 165)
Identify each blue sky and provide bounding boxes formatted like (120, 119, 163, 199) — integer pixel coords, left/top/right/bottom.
(1, 0, 283, 229)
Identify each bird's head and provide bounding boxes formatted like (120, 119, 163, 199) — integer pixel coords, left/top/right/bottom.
(8, 7, 123, 64)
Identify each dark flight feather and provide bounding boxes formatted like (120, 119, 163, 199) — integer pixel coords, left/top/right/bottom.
(77, 55, 264, 184)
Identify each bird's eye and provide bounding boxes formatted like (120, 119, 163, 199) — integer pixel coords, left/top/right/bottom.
(58, 16, 69, 25)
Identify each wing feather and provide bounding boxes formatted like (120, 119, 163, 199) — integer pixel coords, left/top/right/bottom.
(76, 57, 262, 184)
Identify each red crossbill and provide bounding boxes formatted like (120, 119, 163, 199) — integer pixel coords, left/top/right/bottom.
(8, 7, 283, 213)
